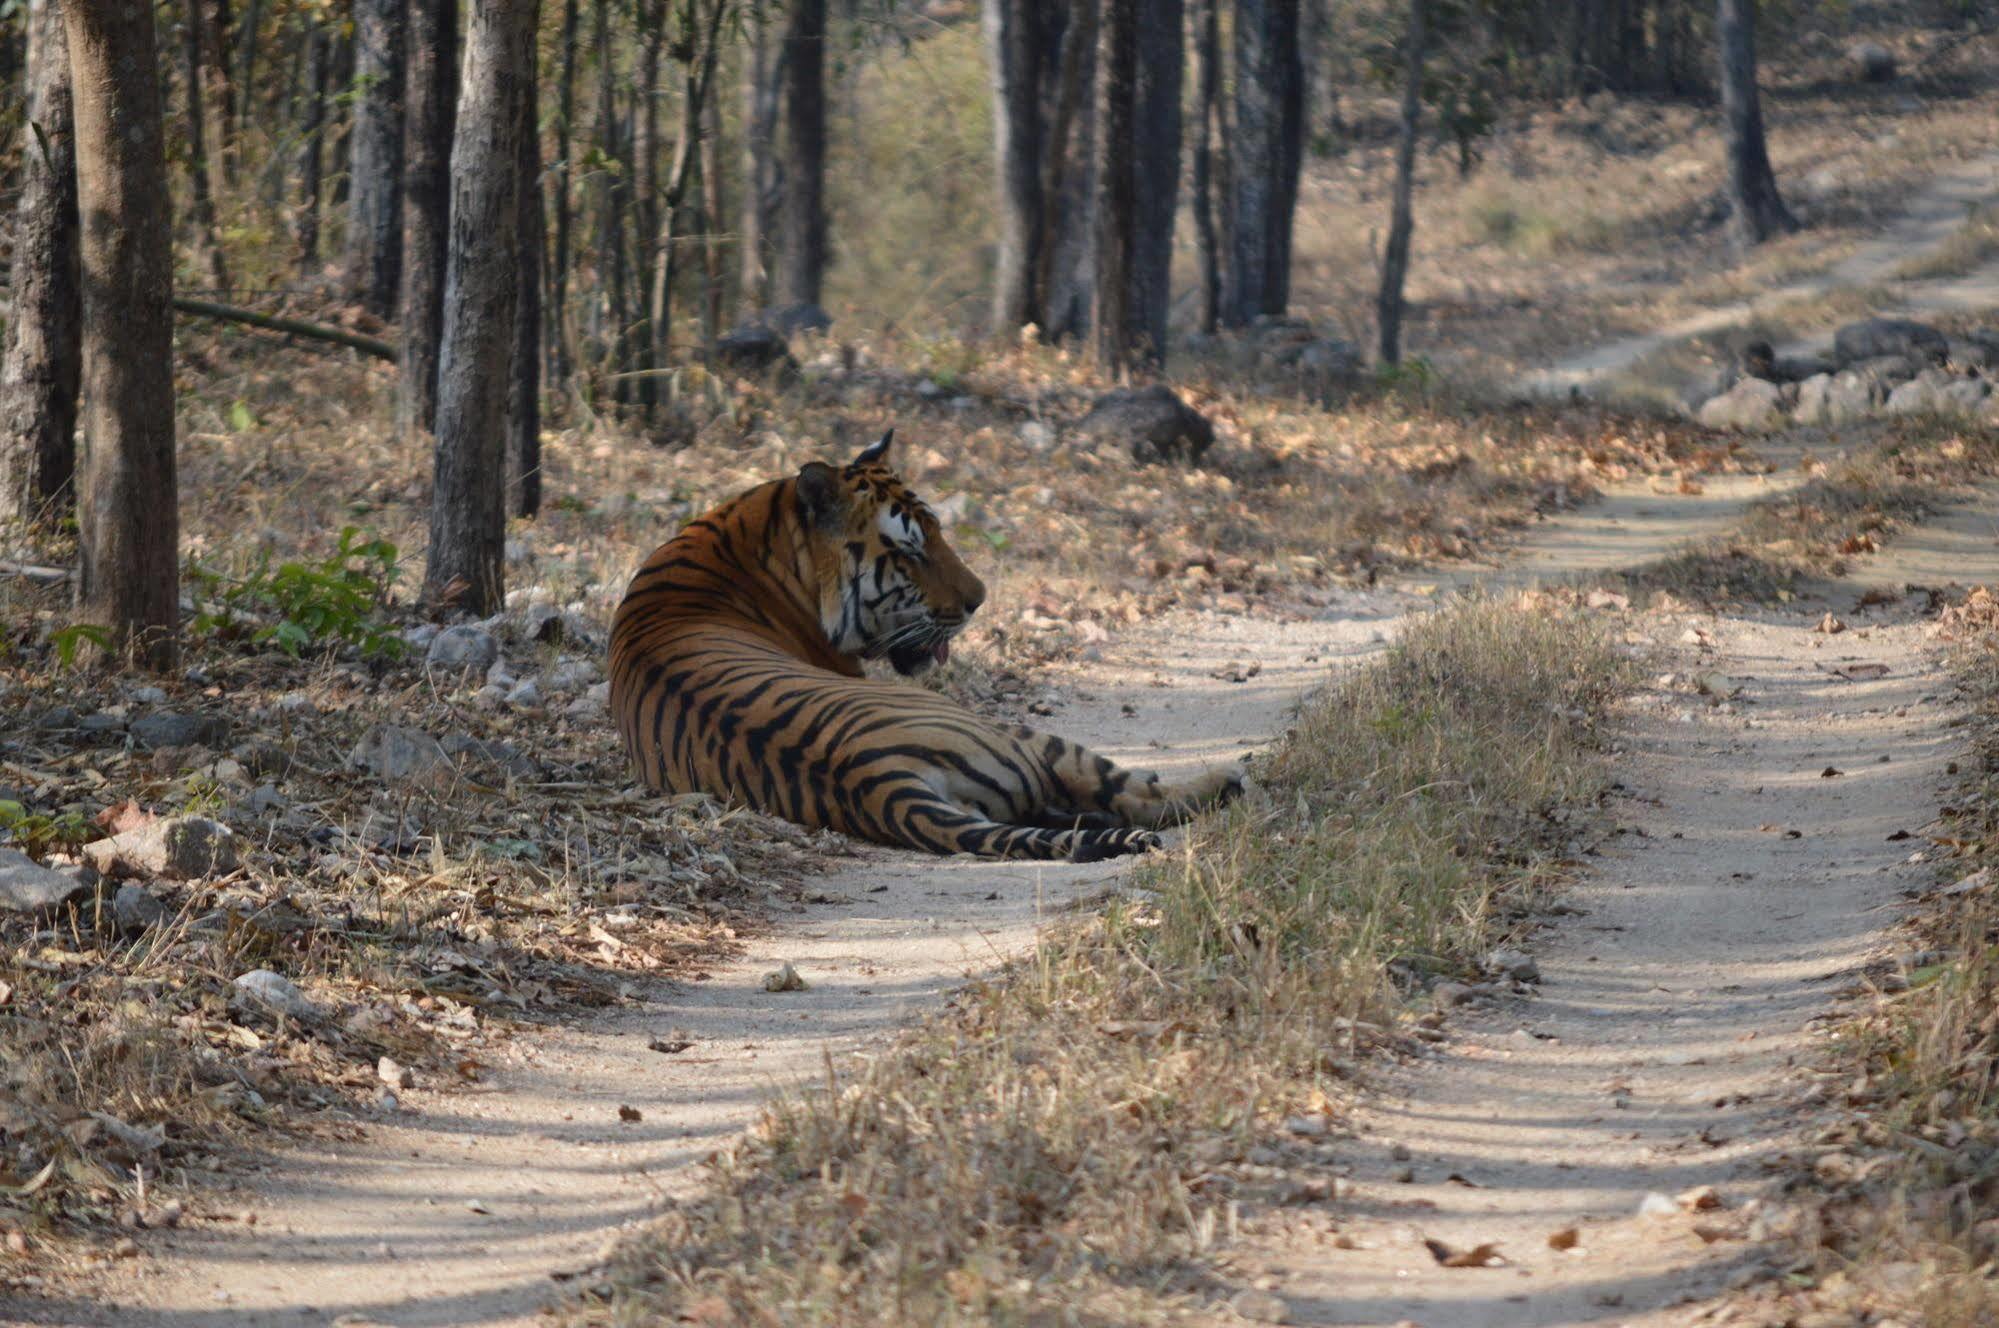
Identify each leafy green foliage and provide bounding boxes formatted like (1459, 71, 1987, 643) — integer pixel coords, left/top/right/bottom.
(188, 526, 407, 659)
(49, 623, 113, 670)
(0, 800, 92, 858)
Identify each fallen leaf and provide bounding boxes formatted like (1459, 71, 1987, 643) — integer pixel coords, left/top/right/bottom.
(1676, 1184, 1725, 1211)
(93, 799, 156, 835)
(1839, 534, 1878, 555)
(1547, 1227, 1580, 1251)
(1444, 1172, 1481, 1188)
(1857, 587, 1900, 607)
(1692, 1221, 1742, 1244)
(762, 962, 807, 993)
(648, 1035, 696, 1054)
(618, 1104, 642, 1123)
(1838, 663, 1890, 680)
(1815, 613, 1846, 635)
(1422, 1237, 1505, 1267)
(1821, 767, 1844, 779)
(1886, 829, 1912, 842)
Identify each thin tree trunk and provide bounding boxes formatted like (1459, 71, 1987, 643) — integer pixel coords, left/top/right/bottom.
(1090, 0, 1136, 371)
(1718, 0, 1794, 247)
(633, 0, 666, 400)
(328, 24, 354, 207)
(740, 0, 779, 310)
(426, 0, 536, 615)
(1127, 0, 1181, 363)
(1377, 0, 1424, 364)
(1, 0, 81, 526)
(181, 0, 230, 290)
(346, 0, 405, 316)
(776, 0, 827, 308)
(510, 57, 544, 519)
(235, 0, 263, 141)
(1227, 0, 1300, 324)
(201, 0, 236, 183)
(700, 81, 726, 343)
(398, 0, 457, 437)
(295, 23, 329, 274)
(550, 0, 580, 379)
(983, 0, 1047, 332)
(63, 0, 180, 670)
(1033, 0, 1092, 334)
(1190, 0, 1220, 334)
(593, 0, 630, 379)
(648, 0, 729, 369)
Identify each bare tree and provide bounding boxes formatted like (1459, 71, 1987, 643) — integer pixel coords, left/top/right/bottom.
(1090, 0, 1135, 371)
(180, 0, 230, 289)
(63, 0, 180, 669)
(510, 55, 544, 519)
(294, 23, 330, 274)
(1, 0, 81, 527)
(425, 0, 538, 615)
(739, 0, 780, 309)
(1127, 0, 1181, 362)
(346, 0, 405, 316)
(549, 0, 581, 378)
(1377, 0, 1425, 364)
(398, 0, 457, 436)
(1718, 0, 1794, 247)
(776, 0, 827, 309)
(1227, 0, 1302, 325)
(1189, 0, 1223, 333)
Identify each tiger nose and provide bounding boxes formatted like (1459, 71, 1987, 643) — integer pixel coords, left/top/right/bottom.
(963, 579, 987, 617)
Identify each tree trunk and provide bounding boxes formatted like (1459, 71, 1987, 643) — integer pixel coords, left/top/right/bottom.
(700, 80, 726, 343)
(740, 0, 779, 310)
(983, 0, 1048, 332)
(1190, 0, 1220, 333)
(1718, 0, 1794, 247)
(63, 0, 180, 670)
(181, 0, 229, 290)
(550, 0, 580, 379)
(398, 0, 456, 437)
(776, 0, 826, 309)
(345, 0, 405, 317)
(1, 0, 81, 526)
(1226, 0, 1302, 325)
(1090, 0, 1136, 371)
(647, 0, 729, 371)
(1033, 0, 1092, 341)
(235, 0, 263, 142)
(295, 22, 329, 272)
(1127, 0, 1181, 363)
(1376, 0, 1424, 364)
(593, 0, 631, 380)
(509, 55, 544, 519)
(425, 0, 536, 615)
(633, 0, 664, 378)
(200, 0, 235, 184)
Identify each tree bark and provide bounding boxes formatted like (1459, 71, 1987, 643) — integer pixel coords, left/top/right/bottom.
(1033, 0, 1092, 340)
(181, 0, 230, 290)
(1, 0, 81, 526)
(510, 55, 544, 519)
(1127, 0, 1181, 363)
(294, 22, 329, 273)
(633, 0, 665, 386)
(1190, 0, 1220, 334)
(700, 79, 726, 343)
(647, 0, 729, 371)
(983, 0, 1048, 332)
(398, 0, 456, 437)
(199, 0, 235, 183)
(1718, 0, 1794, 247)
(549, 0, 580, 379)
(63, 0, 180, 670)
(740, 0, 779, 310)
(1226, 0, 1302, 325)
(776, 0, 827, 308)
(1090, 0, 1135, 372)
(592, 0, 631, 379)
(425, 0, 536, 615)
(345, 0, 405, 317)
(1376, 0, 1424, 365)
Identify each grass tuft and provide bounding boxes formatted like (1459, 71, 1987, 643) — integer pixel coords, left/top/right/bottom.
(568, 597, 1630, 1325)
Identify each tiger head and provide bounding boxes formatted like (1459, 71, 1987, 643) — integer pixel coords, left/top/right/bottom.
(795, 430, 987, 676)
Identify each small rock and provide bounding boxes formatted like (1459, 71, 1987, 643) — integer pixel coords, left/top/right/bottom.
(77, 712, 128, 735)
(129, 685, 169, 706)
(1677, 1184, 1726, 1211)
(1389, 1142, 1412, 1161)
(1285, 1113, 1330, 1139)
(545, 658, 600, 693)
(1638, 1191, 1681, 1219)
(231, 739, 291, 777)
(1074, 384, 1216, 464)
(233, 969, 319, 1021)
(0, 849, 105, 918)
(522, 603, 565, 642)
(245, 784, 287, 816)
(1848, 41, 1896, 83)
(348, 726, 452, 781)
(129, 711, 230, 750)
(1227, 1289, 1290, 1324)
(1016, 420, 1056, 452)
(713, 323, 793, 372)
(762, 962, 807, 992)
(112, 883, 169, 934)
(426, 625, 500, 675)
(1432, 980, 1479, 1008)
(1697, 378, 1786, 431)
(83, 816, 239, 880)
(377, 1056, 415, 1089)
(400, 623, 440, 653)
(504, 678, 543, 708)
(34, 705, 77, 729)
(1485, 949, 1540, 982)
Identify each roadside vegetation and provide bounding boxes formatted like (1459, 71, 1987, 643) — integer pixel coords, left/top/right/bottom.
(566, 596, 1630, 1324)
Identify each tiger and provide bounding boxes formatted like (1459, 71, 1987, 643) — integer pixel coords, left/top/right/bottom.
(607, 430, 1245, 861)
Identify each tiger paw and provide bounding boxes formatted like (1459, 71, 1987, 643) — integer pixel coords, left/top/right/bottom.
(1069, 828, 1163, 863)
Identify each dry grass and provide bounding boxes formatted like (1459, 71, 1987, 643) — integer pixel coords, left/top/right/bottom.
(1607, 417, 1999, 604)
(563, 597, 1630, 1325)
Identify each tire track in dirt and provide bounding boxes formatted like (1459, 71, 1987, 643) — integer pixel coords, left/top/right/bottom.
(13, 462, 1894, 1328)
(1237, 491, 1999, 1327)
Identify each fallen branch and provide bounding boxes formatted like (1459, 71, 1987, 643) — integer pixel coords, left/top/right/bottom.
(0, 560, 72, 584)
(170, 297, 398, 361)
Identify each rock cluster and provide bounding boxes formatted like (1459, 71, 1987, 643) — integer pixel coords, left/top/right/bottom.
(1696, 318, 1997, 431)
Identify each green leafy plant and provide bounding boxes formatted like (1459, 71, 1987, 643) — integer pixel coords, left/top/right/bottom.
(0, 800, 92, 858)
(49, 622, 112, 670)
(188, 526, 406, 660)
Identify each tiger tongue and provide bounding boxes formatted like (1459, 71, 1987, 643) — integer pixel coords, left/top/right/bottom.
(933, 640, 951, 666)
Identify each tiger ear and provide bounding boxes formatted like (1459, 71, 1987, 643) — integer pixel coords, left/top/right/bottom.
(853, 428, 893, 467)
(796, 461, 845, 531)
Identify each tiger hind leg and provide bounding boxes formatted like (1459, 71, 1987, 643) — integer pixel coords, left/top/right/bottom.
(1029, 730, 1245, 830)
(867, 774, 1161, 861)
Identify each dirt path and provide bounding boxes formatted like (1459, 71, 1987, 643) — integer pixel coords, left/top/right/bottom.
(1237, 493, 1999, 1327)
(1517, 148, 1999, 399)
